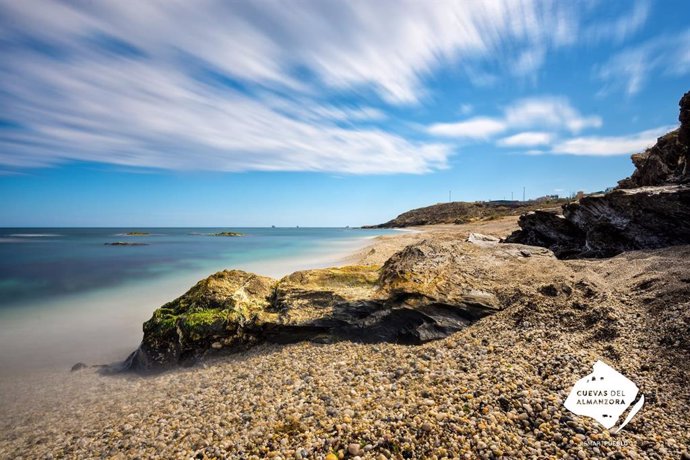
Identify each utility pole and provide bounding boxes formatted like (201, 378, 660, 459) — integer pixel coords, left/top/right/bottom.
(511, 192, 514, 201)
(522, 186, 526, 202)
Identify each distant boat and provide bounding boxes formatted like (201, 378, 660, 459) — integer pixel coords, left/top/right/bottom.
(271, 225, 276, 228)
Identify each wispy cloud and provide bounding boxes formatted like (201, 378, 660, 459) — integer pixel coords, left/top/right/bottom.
(497, 132, 553, 147)
(597, 30, 690, 95)
(584, 0, 650, 44)
(0, 1, 664, 173)
(550, 126, 673, 156)
(428, 97, 601, 140)
(428, 117, 507, 139)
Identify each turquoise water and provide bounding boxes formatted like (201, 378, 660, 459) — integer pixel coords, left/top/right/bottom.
(0, 227, 391, 308)
(0, 227, 392, 372)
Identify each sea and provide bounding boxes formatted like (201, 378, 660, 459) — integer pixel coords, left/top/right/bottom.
(0, 227, 393, 374)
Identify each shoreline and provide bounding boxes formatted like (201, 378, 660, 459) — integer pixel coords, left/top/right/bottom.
(0, 229, 393, 375)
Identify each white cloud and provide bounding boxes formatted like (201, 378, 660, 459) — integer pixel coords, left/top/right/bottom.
(0, 1, 666, 172)
(598, 31, 690, 95)
(429, 96, 600, 140)
(0, 0, 641, 106)
(551, 126, 673, 156)
(504, 97, 602, 133)
(584, 1, 650, 44)
(497, 131, 553, 147)
(428, 117, 507, 139)
(0, 55, 450, 174)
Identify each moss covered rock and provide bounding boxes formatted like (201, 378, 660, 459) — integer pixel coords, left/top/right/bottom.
(125, 270, 276, 371)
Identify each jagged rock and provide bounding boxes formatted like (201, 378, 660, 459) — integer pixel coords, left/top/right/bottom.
(120, 240, 564, 373)
(618, 91, 689, 188)
(678, 90, 690, 148)
(509, 91, 690, 259)
(506, 185, 690, 258)
(504, 211, 585, 258)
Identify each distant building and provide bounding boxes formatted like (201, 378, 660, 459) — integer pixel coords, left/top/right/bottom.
(534, 194, 560, 203)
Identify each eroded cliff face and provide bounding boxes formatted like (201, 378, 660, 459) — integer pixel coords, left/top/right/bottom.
(505, 91, 690, 259)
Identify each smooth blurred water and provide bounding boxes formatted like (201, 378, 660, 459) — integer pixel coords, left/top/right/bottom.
(0, 227, 391, 308)
(0, 227, 392, 372)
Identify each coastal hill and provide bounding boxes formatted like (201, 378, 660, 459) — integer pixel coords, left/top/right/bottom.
(363, 198, 569, 228)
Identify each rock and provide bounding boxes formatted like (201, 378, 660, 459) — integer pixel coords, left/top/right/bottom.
(506, 185, 690, 258)
(679, 91, 690, 148)
(467, 232, 500, 247)
(618, 91, 689, 188)
(210, 232, 244, 237)
(504, 211, 584, 258)
(347, 443, 361, 455)
(70, 362, 88, 372)
(507, 91, 690, 259)
(123, 270, 276, 372)
(120, 238, 570, 372)
(104, 242, 149, 246)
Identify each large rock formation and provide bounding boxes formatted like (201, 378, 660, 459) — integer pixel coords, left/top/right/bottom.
(618, 91, 689, 188)
(506, 91, 690, 259)
(121, 240, 562, 372)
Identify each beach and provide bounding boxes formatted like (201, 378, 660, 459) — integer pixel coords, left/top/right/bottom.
(1, 217, 688, 459)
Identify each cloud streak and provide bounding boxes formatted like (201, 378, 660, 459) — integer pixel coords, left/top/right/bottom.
(598, 30, 690, 95)
(0, 0, 668, 173)
(428, 97, 602, 140)
(550, 126, 673, 156)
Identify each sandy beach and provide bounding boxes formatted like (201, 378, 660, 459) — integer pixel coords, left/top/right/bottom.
(2, 217, 688, 460)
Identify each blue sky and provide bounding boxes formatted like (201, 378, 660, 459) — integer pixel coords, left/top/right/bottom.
(1, 0, 689, 227)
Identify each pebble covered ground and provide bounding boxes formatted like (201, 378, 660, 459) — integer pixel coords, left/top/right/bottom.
(1, 222, 689, 459)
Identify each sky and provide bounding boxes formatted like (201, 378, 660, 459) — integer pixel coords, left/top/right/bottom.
(0, 0, 689, 227)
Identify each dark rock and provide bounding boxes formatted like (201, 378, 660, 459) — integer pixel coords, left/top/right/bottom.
(618, 91, 689, 188)
(504, 211, 585, 258)
(210, 232, 244, 237)
(498, 397, 512, 411)
(104, 242, 148, 246)
(70, 362, 88, 372)
(677, 91, 690, 149)
(507, 91, 690, 259)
